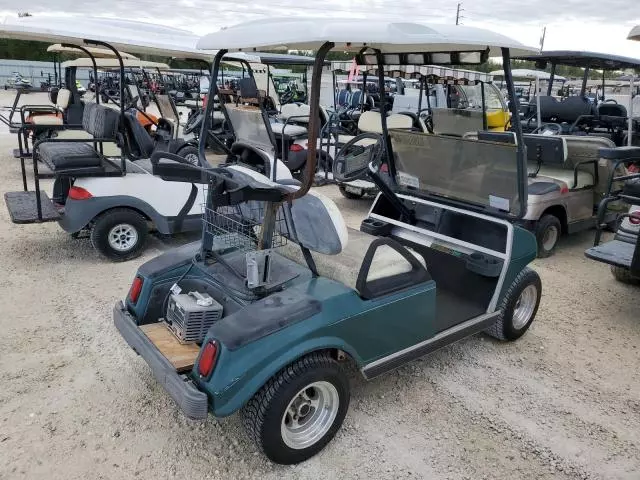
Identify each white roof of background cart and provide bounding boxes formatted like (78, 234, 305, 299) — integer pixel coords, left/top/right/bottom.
(197, 18, 537, 55)
(629, 25, 640, 42)
(489, 68, 566, 81)
(0, 15, 212, 59)
(61, 57, 170, 70)
(47, 43, 139, 59)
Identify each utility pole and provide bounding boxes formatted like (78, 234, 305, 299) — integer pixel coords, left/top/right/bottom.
(539, 26, 547, 52)
(455, 3, 464, 25)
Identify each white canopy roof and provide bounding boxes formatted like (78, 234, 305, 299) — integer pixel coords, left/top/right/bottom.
(629, 25, 640, 42)
(0, 15, 210, 59)
(47, 43, 139, 59)
(197, 18, 536, 56)
(61, 57, 170, 70)
(489, 68, 566, 81)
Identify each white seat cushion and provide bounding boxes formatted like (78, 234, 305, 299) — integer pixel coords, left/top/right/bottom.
(270, 122, 307, 136)
(30, 115, 63, 125)
(278, 228, 425, 291)
(533, 166, 594, 189)
(184, 99, 202, 107)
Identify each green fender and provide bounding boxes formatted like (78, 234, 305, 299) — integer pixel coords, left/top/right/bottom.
(202, 335, 363, 417)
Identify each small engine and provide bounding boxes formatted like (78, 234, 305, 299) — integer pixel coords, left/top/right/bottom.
(165, 291, 223, 343)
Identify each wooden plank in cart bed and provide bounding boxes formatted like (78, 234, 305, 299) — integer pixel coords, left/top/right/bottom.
(140, 323, 200, 373)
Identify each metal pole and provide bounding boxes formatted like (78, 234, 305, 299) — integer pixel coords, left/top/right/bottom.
(536, 75, 541, 128)
(629, 74, 634, 146)
(581, 67, 589, 96)
(547, 63, 556, 96)
(601, 70, 606, 103)
(502, 47, 527, 217)
(62, 44, 99, 105)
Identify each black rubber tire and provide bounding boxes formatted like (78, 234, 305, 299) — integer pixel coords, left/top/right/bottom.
(485, 267, 542, 341)
(176, 144, 200, 165)
(338, 184, 365, 199)
(610, 266, 640, 285)
(241, 351, 350, 465)
(535, 214, 562, 258)
(90, 208, 148, 262)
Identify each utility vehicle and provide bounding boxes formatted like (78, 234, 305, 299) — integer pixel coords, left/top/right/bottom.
(115, 18, 542, 465)
(585, 26, 640, 283)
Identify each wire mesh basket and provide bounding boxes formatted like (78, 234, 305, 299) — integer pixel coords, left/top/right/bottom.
(202, 202, 289, 253)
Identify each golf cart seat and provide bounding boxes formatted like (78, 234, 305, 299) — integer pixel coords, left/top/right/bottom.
(279, 103, 310, 124)
(524, 135, 595, 190)
(270, 122, 308, 137)
(336, 89, 351, 107)
(534, 95, 596, 123)
(230, 166, 429, 296)
(25, 88, 71, 125)
(37, 103, 119, 171)
(338, 111, 413, 144)
(123, 109, 185, 159)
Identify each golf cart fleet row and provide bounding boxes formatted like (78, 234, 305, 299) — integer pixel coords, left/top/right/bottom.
(0, 12, 638, 467)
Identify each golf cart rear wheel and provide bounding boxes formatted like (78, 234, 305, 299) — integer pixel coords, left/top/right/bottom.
(535, 214, 561, 258)
(90, 208, 148, 262)
(610, 266, 640, 285)
(338, 184, 365, 199)
(485, 267, 541, 341)
(241, 351, 350, 465)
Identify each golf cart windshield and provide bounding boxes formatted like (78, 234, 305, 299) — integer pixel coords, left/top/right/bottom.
(391, 130, 520, 215)
(457, 83, 505, 110)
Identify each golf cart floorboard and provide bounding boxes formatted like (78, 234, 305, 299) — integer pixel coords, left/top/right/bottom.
(585, 240, 636, 269)
(139, 323, 200, 373)
(4, 191, 61, 224)
(436, 289, 486, 326)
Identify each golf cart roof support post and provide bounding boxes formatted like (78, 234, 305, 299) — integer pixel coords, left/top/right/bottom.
(332, 70, 337, 110)
(61, 43, 99, 104)
(501, 47, 527, 217)
(547, 63, 556, 96)
(266, 65, 270, 108)
(287, 41, 334, 203)
(85, 38, 126, 173)
(418, 76, 424, 112)
(480, 81, 488, 131)
(199, 49, 228, 168)
(602, 70, 606, 102)
(629, 74, 634, 146)
(580, 67, 590, 96)
(361, 71, 367, 110)
(535, 75, 541, 128)
(374, 49, 394, 177)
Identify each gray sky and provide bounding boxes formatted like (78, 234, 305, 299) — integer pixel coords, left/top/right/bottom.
(1, 0, 639, 57)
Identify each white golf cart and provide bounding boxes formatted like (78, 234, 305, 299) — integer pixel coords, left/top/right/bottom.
(0, 16, 220, 260)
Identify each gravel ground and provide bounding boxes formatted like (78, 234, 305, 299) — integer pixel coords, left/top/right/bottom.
(0, 91, 639, 480)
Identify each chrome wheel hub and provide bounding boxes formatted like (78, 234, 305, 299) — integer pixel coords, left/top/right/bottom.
(512, 284, 538, 330)
(281, 381, 339, 450)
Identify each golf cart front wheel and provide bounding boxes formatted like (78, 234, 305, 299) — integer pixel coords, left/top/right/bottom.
(90, 208, 148, 262)
(241, 351, 350, 464)
(485, 267, 542, 341)
(535, 214, 561, 258)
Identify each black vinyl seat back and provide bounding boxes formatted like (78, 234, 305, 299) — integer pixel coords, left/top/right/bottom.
(123, 109, 155, 158)
(598, 103, 628, 118)
(530, 96, 596, 123)
(81, 102, 120, 139)
(522, 134, 567, 165)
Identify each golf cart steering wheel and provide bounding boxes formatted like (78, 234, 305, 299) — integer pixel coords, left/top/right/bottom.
(333, 133, 385, 182)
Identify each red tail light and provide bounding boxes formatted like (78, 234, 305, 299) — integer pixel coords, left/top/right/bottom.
(560, 185, 569, 195)
(630, 212, 640, 225)
(128, 276, 143, 304)
(289, 143, 304, 152)
(198, 341, 218, 377)
(68, 186, 93, 200)
(380, 163, 389, 173)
